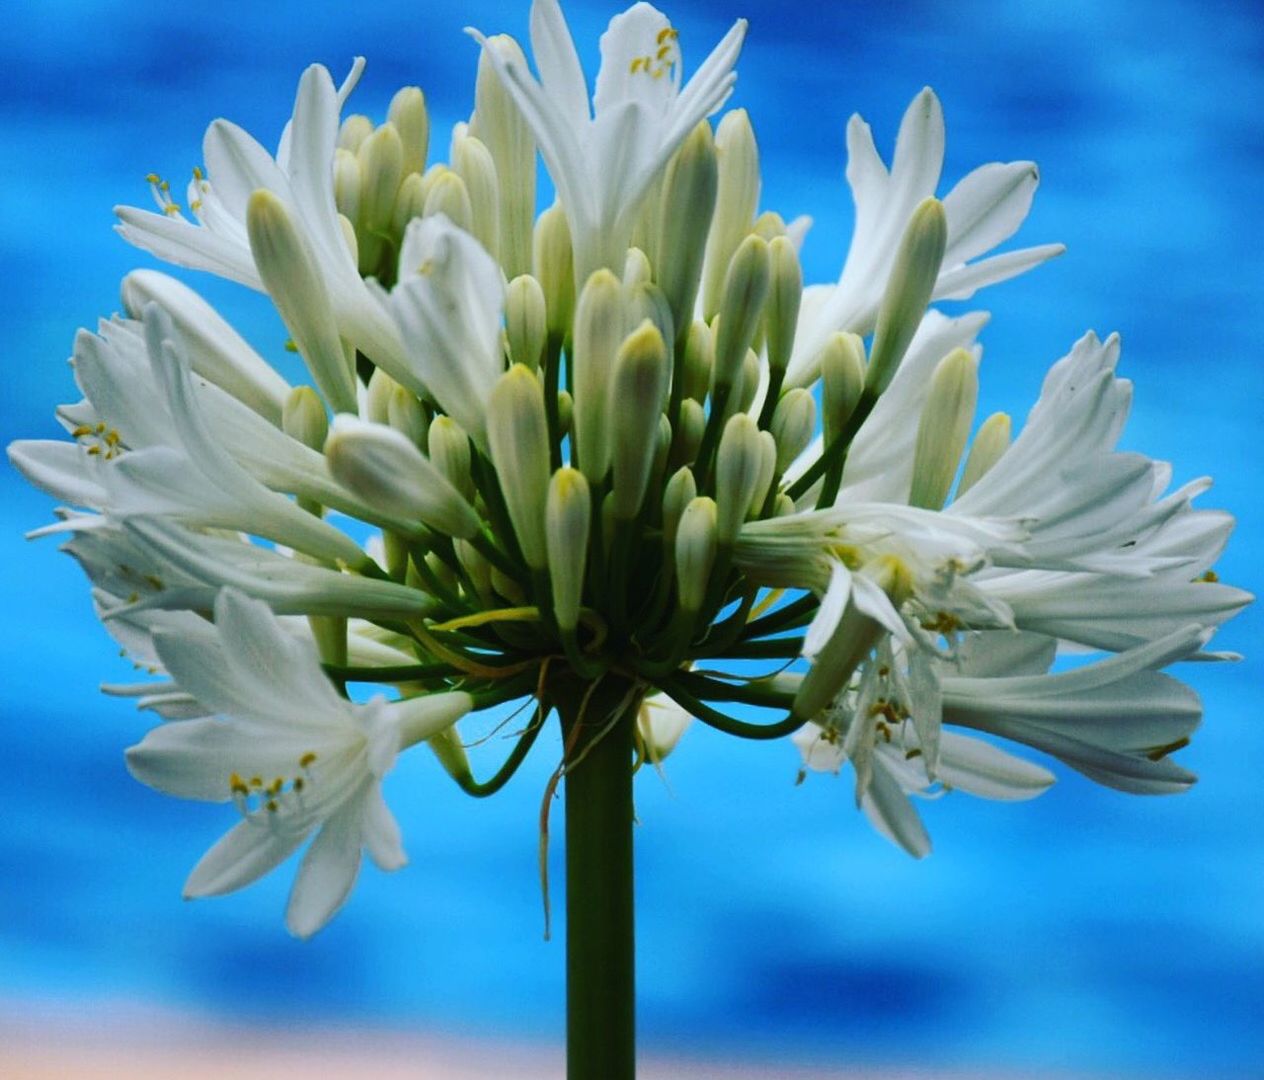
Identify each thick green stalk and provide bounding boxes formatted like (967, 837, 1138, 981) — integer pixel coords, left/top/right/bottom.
(554, 674, 639, 1080)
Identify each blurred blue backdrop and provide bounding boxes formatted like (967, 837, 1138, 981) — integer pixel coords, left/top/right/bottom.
(1, 1, 1261, 1076)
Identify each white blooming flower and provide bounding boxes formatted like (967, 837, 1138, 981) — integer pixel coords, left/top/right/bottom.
(470, 0, 747, 280)
(126, 590, 472, 937)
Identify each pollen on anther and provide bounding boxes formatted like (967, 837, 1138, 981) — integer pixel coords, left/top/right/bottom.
(299, 752, 318, 768)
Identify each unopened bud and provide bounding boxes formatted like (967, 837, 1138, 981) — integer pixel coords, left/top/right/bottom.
(610, 321, 669, 520)
(357, 122, 405, 240)
(765, 236, 802, 378)
(338, 114, 373, 153)
(865, 197, 948, 396)
(682, 320, 713, 403)
(675, 496, 718, 613)
(333, 148, 361, 226)
(246, 190, 357, 414)
(909, 348, 979, 509)
(624, 281, 674, 347)
(545, 467, 591, 631)
(657, 121, 718, 333)
(557, 388, 573, 434)
(423, 170, 474, 234)
(392, 172, 427, 235)
(365, 367, 397, 425)
(820, 332, 866, 442)
(715, 414, 764, 545)
(702, 109, 761, 319)
(455, 538, 495, 606)
(638, 698, 693, 764)
(773, 492, 796, 517)
(486, 364, 552, 569)
(427, 416, 474, 501)
(957, 411, 1012, 496)
(672, 397, 706, 468)
(505, 274, 547, 371)
(770, 387, 817, 474)
(452, 132, 500, 258)
(325, 415, 479, 539)
(571, 268, 623, 482)
(662, 467, 697, 550)
(282, 386, 329, 452)
(712, 234, 771, 391)
(534, 202, 575, 341)
(623, 247, 652, 289)
(387, 86, 430, 177)
(752, 210, 786, 242)
(387, 385, 429, 448)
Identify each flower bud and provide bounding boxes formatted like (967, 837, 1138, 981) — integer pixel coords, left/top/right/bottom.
(622, 247, 652, 289)
(715, 414, 764, 545)
(770, 387, 817, 474)
(545, 467, 591, 631)
(357, 122, 405, 269)
(624, 280, 674, 347)
(610, 321, 670, 521)
(638, 698, 693, 764)
(470, 34, 535, 278)
(282, 386, 328, 452)
(338, 114, 373, 153)
(671, 397, 706, 469)
(702, 109, 760, 320)
(675, 496, 718, 613)
(820, 332, 866, 443)
(773, 492, 797, 517)
(656, 121, 718, 333)
(534, 202, 575, 342)
(423, 170, 474, 235)
(333, 148, 361, 226)
(662, 466, 697, 551)
(486, 364, 552, 569)
(492, 565, 527, 605)
(751, 431, 777, 517)
(908, 348, 979, 510)
(557, 388, 573, 434)
(712, 235, 771, 393)
(387, 86, 430, 178)
(765, 236, 802, 378)
(365, 367, 397, 425)
(653, 413, 673, 482)
(384, 388, 427, 451)
(246, 190, 357, 414)
(571, 268, 623, 483)
(455, 538, 495, 606)
(392, 172, 427, 235)
(735, 349, 761, 415)
(428, 415, 474, 501)
(865, 197, 948, 397)
(500, 274, 546, 374)
(452, 131, 500, 258)
(120, 269, 289, 422)
(957, 411, 1012, 496)
(682, 320, 713, 403)
(752, 210, 786, 242)
(325, 415, 479, 539)
(793, 556, 915, 721)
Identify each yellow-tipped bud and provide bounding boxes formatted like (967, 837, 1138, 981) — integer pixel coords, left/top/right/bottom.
(610, 321, 670, 520)
(820, 332, 866, 443)
(325, 415, 479, 539)
(773, 492, 797, 517)
(428, 416, 474, 501)
(423, 170, 474, 235)
(751, 431, 777, 518)
(765, 236, 802, 377)
(452, 132, 500, 258)
(675, 496, 718, 613)
(770, 387, 817, 474)
(534, 202, 575, 342)
(387, 86, 430, 178)
(246, 189, 356, 414)
(486, 364, 552, 569)
(752, 210, 787, 242)
(712, 234, 771, 392)
(505, 274, 548, 371)
(906, 347, 980, 510)
(470, 34, 536, 278)
(333, 148, 361, 226)
(571, 268, 623, 483)
(623, 247, 652, 289)
(672, 397, 706, 469)
(545, 467, 591, 631)
(682, 320, 713, 403)
(662, 466, 697, 551)
(387, 385, 429, 449)
(715, 413, 765, 545)
(656, 121, 718, 333)
(357, 122, 405, 239)
(392, 172, 427, 235)
(365, 368, 398, 425)
(957, 411, 1012, 496)
(337, 114, 373, 153)
(702, 109, 761, 319)
(735, 348, 761, 415)
(865, 197, 948, 397)
(282, 386, 329, 452)
(557, 388, 573, 435)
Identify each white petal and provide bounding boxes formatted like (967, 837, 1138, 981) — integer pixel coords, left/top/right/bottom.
(860, 758, 931, 858)
(183, 819, 308, 898)
(285, 794, 365, 938)
(934, 732, 1055, 801)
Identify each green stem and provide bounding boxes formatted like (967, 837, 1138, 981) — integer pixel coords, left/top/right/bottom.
(554, 674, 640, 1080)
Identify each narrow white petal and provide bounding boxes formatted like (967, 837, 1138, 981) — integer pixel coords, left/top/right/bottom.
(285, 795, 365, 938)
(184, 819, 308, 898)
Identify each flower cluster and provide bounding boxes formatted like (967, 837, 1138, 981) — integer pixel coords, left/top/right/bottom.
(10, 0, 1247, 933)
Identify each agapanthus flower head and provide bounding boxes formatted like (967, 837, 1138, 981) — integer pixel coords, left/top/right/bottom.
(9, 0, 1248, 933)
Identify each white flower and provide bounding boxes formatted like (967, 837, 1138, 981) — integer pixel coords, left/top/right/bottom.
(470, 0, 747, 280)
(125, 589, 472, 937)
(786, 89, 1063, 387)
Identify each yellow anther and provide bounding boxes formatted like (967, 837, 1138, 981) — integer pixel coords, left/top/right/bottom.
(266, 800, 279, 813)
(250, 776, 263, 788)
(126, 592, 139, 604)
(629, 56, 647, 74)
(190, 199, 203, 212)
(656, 27, 678, 44)
(105, 430, 120, 445)
(86, 445, 101, 456)
(283, 338, 298, 353)
(145, 172, 160, 184)
(192, 165, 204, 180)
(143, 574, 164, 590)
(293, 776, 305, 793)
(71, 425, 92, 438)
(905, 748, 923, 760)
(95, 423, 106, 433)
(656, 44, 672, 60)
(163, 203, 182, 216)
(159, 180, 170, 192)
(1198, 569, 1219, 583)
(299, 752, 318, 768)
(229, 773, 249, 795)
(268, 777, 284, 796)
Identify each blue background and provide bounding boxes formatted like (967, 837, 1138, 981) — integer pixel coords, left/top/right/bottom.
(2, 1, 1261, 1076)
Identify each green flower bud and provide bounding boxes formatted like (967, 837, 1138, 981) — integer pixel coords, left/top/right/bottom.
(557, 388, 573, 435)
(505, 274, 547, 372)
(957, 411, 1012, 496)
(356, 122, 405, 267)
(486, 364, 552, 569)
(671, 397, 706, 469)
(428, 415, 474, 501)
(909, 347, 979, 510)
(656, 121, 718, 333)
(392, 172, 427, 235)
(702, 109, 760, 320)
(546, 467, 592, 631)
(246, 190, 356, 414)
(571, 268, 623, 483)
(387, 384, 429, 449)
(423, 170, 474, 235)
(865, 197, 948, 397)
(533, 202, 575, 342)
(337, 114, 373, 153)
(713, 234, 771, 392)
(610, 321, 670, 521)
(333, 148, 361, 226)
(715, 413, 764, 545)
(282, 386, 329, 452)
(623, 246, 652, 289)
(773, 492, 797, 517)
(455, 538, 495, 607)
(365, 367, 397, 425)
(820, 332, 866, 443)
(452, 131, 500, 258)
(770, 387, 817, 474)
(387, 86, 429, 178)
(682, 320, 713, 403)
(765, 235, 802, 378)
(662, 466, 697, 551)
(675, 496, 718, 613)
